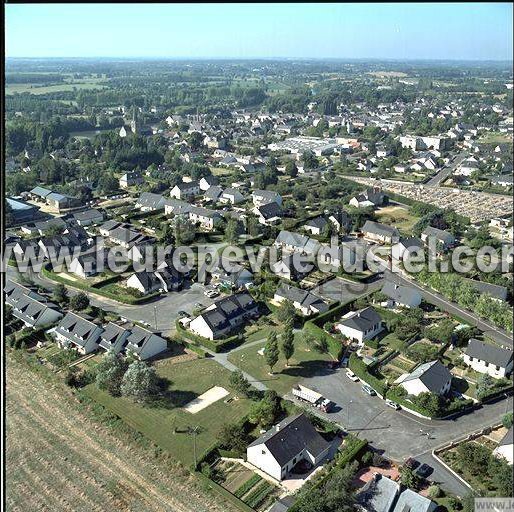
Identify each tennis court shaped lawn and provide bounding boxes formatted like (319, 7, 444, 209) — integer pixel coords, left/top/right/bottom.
(227, 332, 334, 396)
(82, 358, 252, 466)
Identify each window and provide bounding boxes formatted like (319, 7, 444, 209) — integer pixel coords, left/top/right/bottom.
(496, 365, 500, 371)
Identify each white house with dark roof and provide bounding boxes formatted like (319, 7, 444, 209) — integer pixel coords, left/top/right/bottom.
(170, 181, 200, 200)
(246, 414, 331, 481)
(54, 312, 104, 354)
(421, 226, 456, 252)
(462, 339, 513, 379)
(189, 292, 259, 340)
(380, 282, 422, 309)
(391, 237, 424, 261)
(254, 201, 283, 225)
(361, 221, 400, 245)
(273, 283, 329, 316)
(252, 190, 282, 208)
(124, 325, 167, 360)
(303, 216, 329, 236)
(135, 192, 169, 212)
(199, 175, 219, 191)
(99, 322, 131, 354)
(220, 188, 245, 205)
(335, 306, 383, 344)
(396, 360, 452, 397)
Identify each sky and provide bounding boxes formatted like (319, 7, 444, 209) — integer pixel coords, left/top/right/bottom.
(5, 3, 513, 60)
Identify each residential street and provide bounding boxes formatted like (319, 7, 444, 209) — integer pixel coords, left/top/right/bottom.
(425, 151, 469, 187)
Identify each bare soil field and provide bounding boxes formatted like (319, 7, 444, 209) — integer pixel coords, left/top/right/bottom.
(5, 355, 238, 512)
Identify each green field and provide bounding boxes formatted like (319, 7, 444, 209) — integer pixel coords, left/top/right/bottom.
(82, 358, 253, 466)
(375, 206, 419, 236)
(6, 78, 108, 95)
(227, 331, 333, 395)
(478, 132, 513, 144)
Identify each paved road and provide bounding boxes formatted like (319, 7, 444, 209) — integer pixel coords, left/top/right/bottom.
(425, 152, 469, 187)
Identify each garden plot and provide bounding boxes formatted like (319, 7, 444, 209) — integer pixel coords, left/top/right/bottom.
(183, 386, 230, 414)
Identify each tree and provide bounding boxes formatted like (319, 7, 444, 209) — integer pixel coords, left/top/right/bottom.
(276, 299, 295, 325)
(285, 160, 298, 178)
(120, 360, 159, 402)
(172, 215, 195, 245)
(281, 325, 295, 366)
(224, 218, 240, 245)
(413, 392, 442, 417)
(69, 292, 90, 311)
(52, 283, 69, 305)
(217, 423, 248, 454)
(314, 336, 329, 354)
(427, 484, 442, 499)
(229, 370, 251, 397)
(476, 374, 495, 399)
(502, 412, 513, 429)
(96, 350, 129, 396)
(265, 332, 279, 374)
(249, 391, 281, 428)
(400, 466, 421, 490)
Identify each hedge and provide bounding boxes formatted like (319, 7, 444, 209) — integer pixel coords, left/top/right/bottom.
(348, 353, 388, 396)
(42, 263, 159, 305)
(175, 321, 242, 353)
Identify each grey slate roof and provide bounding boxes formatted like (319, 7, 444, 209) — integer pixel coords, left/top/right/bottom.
(391, 488, 437, 512)
(357, 473, 400, 512)
(402, 360, 452, 393)
(362, 221, 400, 239)
(258, 201, 282, 220)
(381, 282, 422, 307)
(465, 339, 513, 368)
(397, 237, 423, 250)
(136, 192, 168, 210)
(463, 278, 508, 301)
(305, 216, 328, 230)
(99, 322, 130, 351)
(275, 283, 328, 313)
(30, 186, 52, 198)
(422, 226, 455, 244)
(55, 312, 102, 348)
(72, 208, 104, 223)
(247, 414, 329, 467)
(339, 306, 382, 333)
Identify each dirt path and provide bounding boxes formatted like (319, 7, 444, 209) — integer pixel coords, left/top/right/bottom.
(6, 356, 238, 512)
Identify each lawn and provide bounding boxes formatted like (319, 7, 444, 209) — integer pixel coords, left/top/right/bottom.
(375, 206, 419, 235)
(477, 132, 513, 144)
(82, 358, 253, 466)
(227, 331, 334, 395)
(5, 81, 108, 95)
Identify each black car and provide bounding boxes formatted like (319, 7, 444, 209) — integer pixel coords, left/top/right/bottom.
(415, 463, 433, 478)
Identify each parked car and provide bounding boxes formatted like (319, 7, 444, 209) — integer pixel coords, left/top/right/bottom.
(385, 399, 401, 410)
(404, 457, 420, 470)
(415, 463, 433, 478)
(341, 357, 349, 368)
(204, 289, 220, 298)
(177, 311, 189, 318)
(361, 384, 376, 396)
(346, 370, 359, 382)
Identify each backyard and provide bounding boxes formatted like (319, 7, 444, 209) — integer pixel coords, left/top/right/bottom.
(82, 357, 254, 467)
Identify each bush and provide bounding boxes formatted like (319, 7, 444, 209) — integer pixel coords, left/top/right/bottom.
(428, 484, 442, 498)
(348, 353, 388, 396)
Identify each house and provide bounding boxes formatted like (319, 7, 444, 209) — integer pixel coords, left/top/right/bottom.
(72, 208, 104, 227)
(273, 283, 329, 316)
(199, 175, 219, 191)
(246, 414, 330, 481)
(391, 237, 424, 261)
(349, 187, 385, 208)
(135, 192, 169, 212)
(490, 175, 514, 188)
(361, 221, 400, 244)
(335, 306, 383, 344)
(303, 216, 328, 236)
(462, 339, 513, 379)
(380, 282, 422, 309)
(493, 427, 513, 465)
(204, 185, 223, 203)
(274, 230, 320, 257)
(272, 254, 312, 281)
(155, 266, 184, 292)
(220, 188, 245, 205)
(189, 292, 259, 340)
(208, 258, 253, 289)
(45, 192, 75, 212)
(6, 197, 41, 224)
(254, 202, 283, 225)
(328, 210, 353, 233)
(119, 171, 143, 189)
(126, 271, 163, 294)
(252, 190, 282, 208)
(5, 280, 62, 328)
(69, 247, 109, 278)
(357, 473, 400, 512)
(98, 322, 131, 355)
(29, 186, 52, 202)
(420, 226, 456, 252)
(164, 199, 192, 216)
(54, 312, 104, 354)
(170, 181, 200, 200)
(188, 206, 223, 230)
(124, 325, 168, 360)
(396, 360, 452, 397)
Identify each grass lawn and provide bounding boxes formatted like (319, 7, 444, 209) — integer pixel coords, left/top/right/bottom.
(210, 166, 235, 176)
(375, 206, 419, 235)
(82, 358, 253, 466)
(379, 332, 408, 352)
(478, 132, 513, 144)
(227, 331, 333, 395)
(5, 81, 108, 95)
